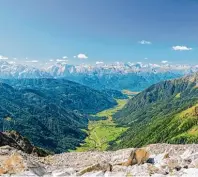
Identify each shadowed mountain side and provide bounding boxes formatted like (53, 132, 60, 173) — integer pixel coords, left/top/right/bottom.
(0, 79, 119, 153)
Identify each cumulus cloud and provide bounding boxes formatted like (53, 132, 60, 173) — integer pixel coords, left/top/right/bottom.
(161, 60, 168, 64)
(62, 56, 68, 59)
(172, 46, 192, 51)
(0, 55, 8, 60)
(73, 56, 77, 58)
(77, 53, 88, 59)
(139, 40, 152, 45)
(25, 60, 39, 63)
(96, 61, 104, 65)
(49, 59, 54, 62)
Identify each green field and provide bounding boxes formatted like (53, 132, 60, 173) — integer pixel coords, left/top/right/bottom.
(75, 99, 129, 151)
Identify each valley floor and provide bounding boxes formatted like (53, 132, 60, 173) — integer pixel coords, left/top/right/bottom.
(75, 99, 128, 151)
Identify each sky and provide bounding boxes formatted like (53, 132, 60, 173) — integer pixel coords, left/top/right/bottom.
(0, 0, 198, 66)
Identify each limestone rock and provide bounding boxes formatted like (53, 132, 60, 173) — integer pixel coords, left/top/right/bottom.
(3, 144, 198, 176)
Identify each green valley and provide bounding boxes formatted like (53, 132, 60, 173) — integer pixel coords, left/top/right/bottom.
(0, 79, 120, 153)
(76, 99, 129, 151)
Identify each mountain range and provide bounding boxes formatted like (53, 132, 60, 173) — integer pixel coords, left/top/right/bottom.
(1, 60, 198, 91)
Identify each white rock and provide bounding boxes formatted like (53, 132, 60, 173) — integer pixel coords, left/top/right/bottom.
(181, 168, 198, 177)
(52, 168, 76, 176)
(8, 171, 39, 176)
(104, 171, 127, 177)
(81, 171, 104, 177)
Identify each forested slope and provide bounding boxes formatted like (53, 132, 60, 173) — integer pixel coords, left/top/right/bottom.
(110, 73, 198, 150)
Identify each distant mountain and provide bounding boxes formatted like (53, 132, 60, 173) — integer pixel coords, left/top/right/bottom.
(1, 61, 198, 91)
(0, 79, 117, 153)
(110, 72, 198, 150)
(46, 62, 198, 91)
(0, 61, 51, 79)
(46, 62, 198, 76)
(63, 72, 183, 91)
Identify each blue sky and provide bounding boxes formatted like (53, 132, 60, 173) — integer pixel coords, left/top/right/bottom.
(0, 0, 198, 65)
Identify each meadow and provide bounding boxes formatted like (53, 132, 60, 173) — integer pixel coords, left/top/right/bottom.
(75, 99, 129, 151)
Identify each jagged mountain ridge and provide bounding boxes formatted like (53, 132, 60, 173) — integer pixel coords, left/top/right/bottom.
(1, 60, 198, 91)
(0, 61, 51, 79)
(110, 72, 198, 150)
(45, 62, 197, 91)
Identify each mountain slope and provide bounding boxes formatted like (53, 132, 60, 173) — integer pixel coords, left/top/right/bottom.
(0, 79, 117, 153)
(2, 78, 117, 114)
(110, 73, 198, 150)
(63, 72, 182, 91)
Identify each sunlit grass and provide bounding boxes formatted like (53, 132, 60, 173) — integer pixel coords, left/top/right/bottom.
(75, 99, 129, 152)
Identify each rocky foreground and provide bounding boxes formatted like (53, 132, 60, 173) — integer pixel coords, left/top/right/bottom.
(2, 144, 198, 176)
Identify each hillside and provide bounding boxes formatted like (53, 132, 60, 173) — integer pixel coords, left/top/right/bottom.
(0, 79, 117, 153)
(2, 78, 117, 114)
(64, 72, 182, 91)
(110, 73, 198, 150)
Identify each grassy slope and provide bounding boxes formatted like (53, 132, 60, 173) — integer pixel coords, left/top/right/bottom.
(75, 99, 128, 151)
(168, 103, 198, 143)
(110, 74, 198, 150)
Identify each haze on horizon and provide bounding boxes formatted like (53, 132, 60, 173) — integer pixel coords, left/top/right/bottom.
(0, 0, 197, 66)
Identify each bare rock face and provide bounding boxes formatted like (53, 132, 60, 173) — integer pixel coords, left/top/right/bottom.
(2, 144, 198, 176)
(0, 131, 49, 157)
(0, 146, 46, 176)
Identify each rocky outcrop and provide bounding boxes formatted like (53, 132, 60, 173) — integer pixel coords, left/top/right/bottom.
(0, 131, 49, 157)
(0, 146, 47, 176)
(2, 144, 198, 176)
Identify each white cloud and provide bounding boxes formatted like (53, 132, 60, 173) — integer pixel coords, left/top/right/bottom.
(139, 40, 152, 45)
(62, 56, 68, 59)
(144, 57, 148, 60)
(0, 55, 8, 60)
(77, 53, 88, 59)
(96, 61, 104, 65)
(172, 46, 192, 51)
(73, 56, 76, 58)
(26, 60, 39, 63)
(161, 60, 168, 64)
(8, 61, 16, 64)
(49, 59, 54, 62)
(56, 59, 68, 62)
